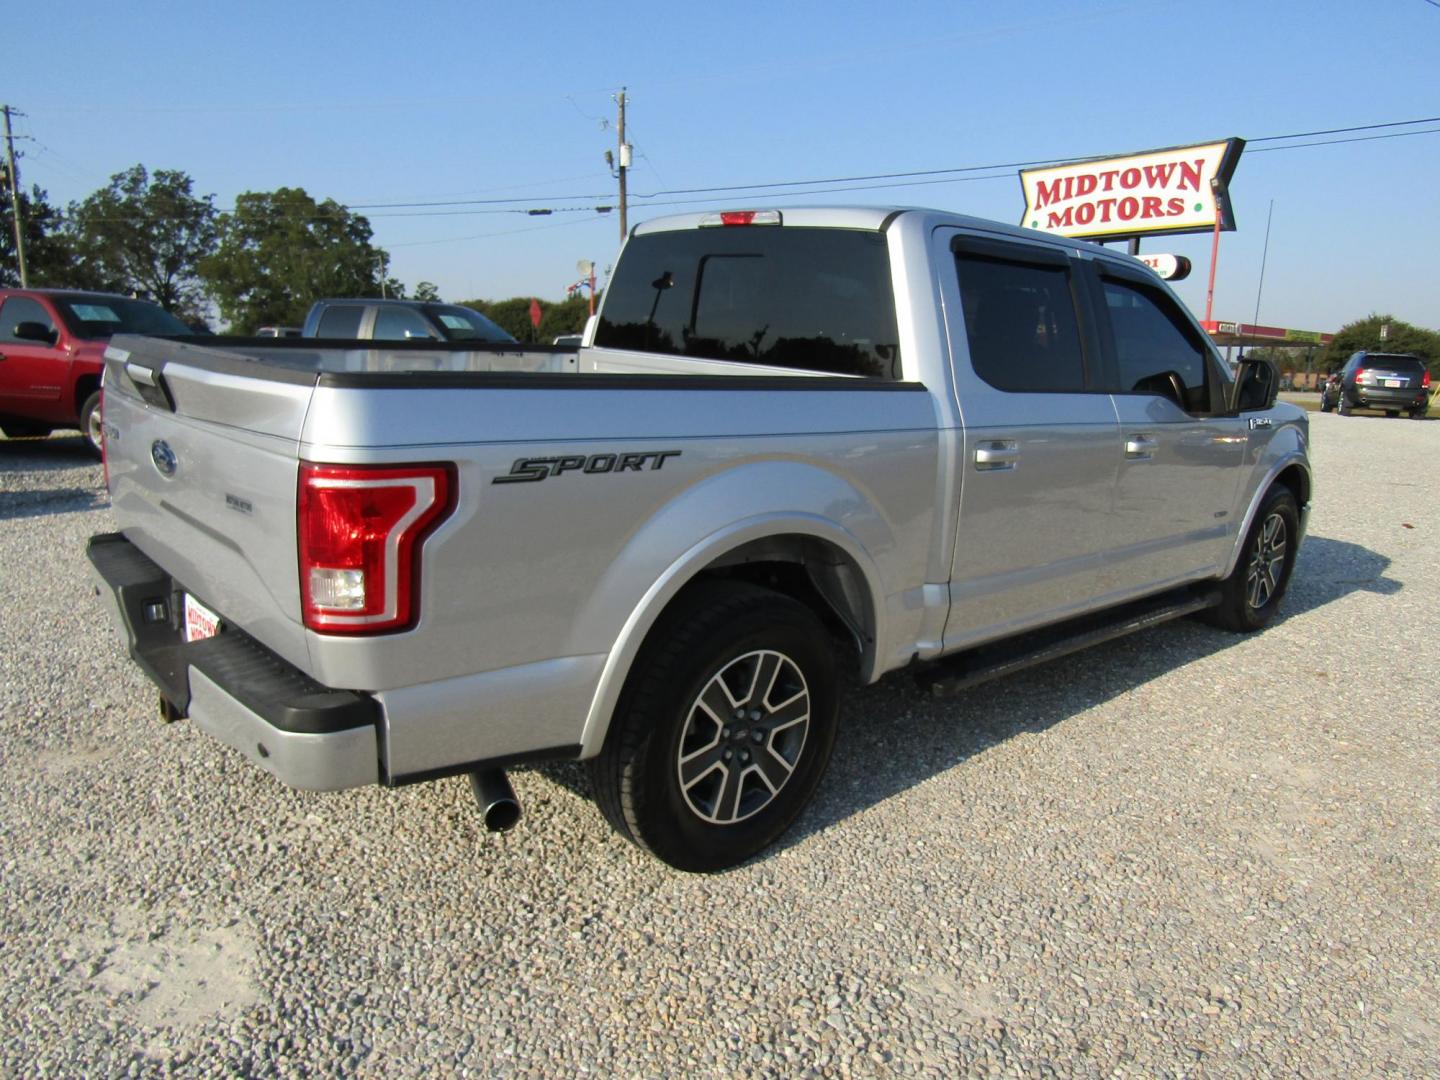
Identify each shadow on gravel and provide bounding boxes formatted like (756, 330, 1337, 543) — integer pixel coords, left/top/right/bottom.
(0, 486, 109, 521)
(0, 435, 101, 474)
(533, 532, 1396, 868)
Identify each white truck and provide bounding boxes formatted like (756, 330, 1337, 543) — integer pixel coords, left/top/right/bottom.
(88, 207, 1309, 871)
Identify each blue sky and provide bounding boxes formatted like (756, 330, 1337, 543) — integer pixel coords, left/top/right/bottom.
(8, 0, 1439, 333)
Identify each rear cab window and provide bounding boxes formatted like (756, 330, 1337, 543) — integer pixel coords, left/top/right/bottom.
(595, 225, 902, 378)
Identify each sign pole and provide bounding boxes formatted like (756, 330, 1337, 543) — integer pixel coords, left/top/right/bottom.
(1203, 181, 1225, 325)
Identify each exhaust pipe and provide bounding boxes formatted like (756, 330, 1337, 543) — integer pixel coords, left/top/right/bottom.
(468, 769, 521, 832)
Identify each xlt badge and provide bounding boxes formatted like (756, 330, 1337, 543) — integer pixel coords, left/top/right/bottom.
(494, 450, 681, 484)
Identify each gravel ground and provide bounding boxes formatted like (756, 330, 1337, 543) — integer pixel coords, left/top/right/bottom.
(1, 414, 1437, 1078)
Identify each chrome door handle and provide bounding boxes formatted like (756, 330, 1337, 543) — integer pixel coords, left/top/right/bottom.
(1125, 436, 1157, 459)
(974, 441, 1019, 471)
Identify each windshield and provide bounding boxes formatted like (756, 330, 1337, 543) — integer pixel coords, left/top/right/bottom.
(427, 304, 516, 343)
(57, 297, 192, 340)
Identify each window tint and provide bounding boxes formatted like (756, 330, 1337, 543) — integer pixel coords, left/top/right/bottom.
(55, 296, 189, 339)
(1102, 278, 1209, 410)
(595, 226, 901, 378)
(1359, 354, 1426, 376)
(0, 297, 57, 344)
(373, 306, 437, 341)
(955, 250, 1085, 392)
(317, 305, 365, 338)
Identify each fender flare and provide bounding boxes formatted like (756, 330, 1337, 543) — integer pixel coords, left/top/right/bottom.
(1221, 450, 1312, 579)
(577, 511, 887, 757)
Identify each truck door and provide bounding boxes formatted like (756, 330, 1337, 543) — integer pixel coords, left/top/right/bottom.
(1085, 263, 1246, 598)
(0, 295, 66, 409)
(940, 233, 1120, 648)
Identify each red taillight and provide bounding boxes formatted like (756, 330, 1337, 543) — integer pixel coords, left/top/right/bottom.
(1353, 367, 1366, 383)
(298, 462, 455, 634)
(721, 211, 757, 226)
(1424, 369, 1432, 388)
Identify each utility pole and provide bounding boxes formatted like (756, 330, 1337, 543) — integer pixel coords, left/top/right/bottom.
(616, 88, 629, 241)
(3, 105, 28, 288)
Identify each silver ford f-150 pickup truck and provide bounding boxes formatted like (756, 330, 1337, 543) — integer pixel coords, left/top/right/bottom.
(88, 207, 1309, 871)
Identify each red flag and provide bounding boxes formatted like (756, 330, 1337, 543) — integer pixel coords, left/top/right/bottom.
(529, 298, 542, 329)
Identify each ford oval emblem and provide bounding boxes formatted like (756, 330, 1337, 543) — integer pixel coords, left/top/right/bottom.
(150, 439, 178, 477)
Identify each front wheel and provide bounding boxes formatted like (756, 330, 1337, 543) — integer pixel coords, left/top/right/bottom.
(1205, 487, 1299, 633)
(589, 582, 839, 872)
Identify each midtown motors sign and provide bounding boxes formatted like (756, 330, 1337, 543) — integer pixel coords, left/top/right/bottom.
(1019, 139, 1244, 242)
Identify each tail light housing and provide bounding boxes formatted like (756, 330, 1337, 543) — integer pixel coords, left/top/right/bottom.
(1353, 367, 1367, 384)
(298, 462, 456, 634)
(1424, 369, 1432, 388)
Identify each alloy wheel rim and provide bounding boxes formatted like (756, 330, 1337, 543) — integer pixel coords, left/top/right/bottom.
(675, 649, 810, 825)
(1246, 512, 1287, 609)
(87, 408, 103, 450)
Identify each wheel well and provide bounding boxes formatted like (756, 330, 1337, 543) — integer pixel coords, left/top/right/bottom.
(678, 535, 875, 677)
(73, 374, 101, 418)
(1274, 463, 1309, 507)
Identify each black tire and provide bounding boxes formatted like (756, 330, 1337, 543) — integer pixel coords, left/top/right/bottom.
(1319, 396, 1333, 413)
(1385, 409, 1400, 419)
(80, 390, 103, 457)
(1411, 408, 1427, 419)
(1, 422, 53, 438)
(589, 581, 839, 872)
(1337, 395, 1351, 416)
(1205, 487, 1299, 633)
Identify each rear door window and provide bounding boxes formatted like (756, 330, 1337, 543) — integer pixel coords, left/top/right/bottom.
(316, 305, 365, 338)
(595, 225, 901, 378)
(954, 243, 1088, 392)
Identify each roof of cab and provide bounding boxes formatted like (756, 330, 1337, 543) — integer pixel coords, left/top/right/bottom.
(628, 205, 1128, 262)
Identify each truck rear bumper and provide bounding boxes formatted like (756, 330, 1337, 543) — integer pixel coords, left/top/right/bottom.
(86, 532, 380, 791)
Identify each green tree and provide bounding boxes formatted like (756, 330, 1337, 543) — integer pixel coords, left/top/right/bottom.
(1319, 314, 1439, 376)
(0, 179, 75, 287)
(459, 294, 595, 342)
(413, 280, 441, 302)
(199, 187, 391, 331)
(66, 165, 218, 319)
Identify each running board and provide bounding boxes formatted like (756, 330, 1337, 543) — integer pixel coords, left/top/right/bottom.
(916, 587, 1222, 699)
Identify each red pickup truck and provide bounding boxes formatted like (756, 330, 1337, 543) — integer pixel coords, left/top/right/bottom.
(0, 289, 192, 454)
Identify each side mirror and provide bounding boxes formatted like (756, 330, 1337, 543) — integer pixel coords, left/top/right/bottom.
(1232, 356, 1278, 412)
(13, 321, 58, 345)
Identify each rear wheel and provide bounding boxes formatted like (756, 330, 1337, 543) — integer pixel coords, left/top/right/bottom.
(1411, 408, 1427, 419)
(1386, 409, 1400, 418)
(1205, 487, 1299, 633)
(1337, 395, 1351, 416)
(589, 582, 839, 872)
(80, 391, 103, 457)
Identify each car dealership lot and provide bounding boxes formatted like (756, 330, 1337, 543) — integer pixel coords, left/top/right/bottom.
(1, 416, 1436, 1078)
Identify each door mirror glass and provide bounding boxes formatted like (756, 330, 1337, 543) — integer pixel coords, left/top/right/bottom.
(1232, 356, 1278, 412)
(13, 320, 58, 345)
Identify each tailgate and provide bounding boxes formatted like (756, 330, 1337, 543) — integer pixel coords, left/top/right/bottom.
(102, 337, 317, 671)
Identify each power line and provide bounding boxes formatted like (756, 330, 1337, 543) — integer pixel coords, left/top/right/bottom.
(342, 115, 1440, 212)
